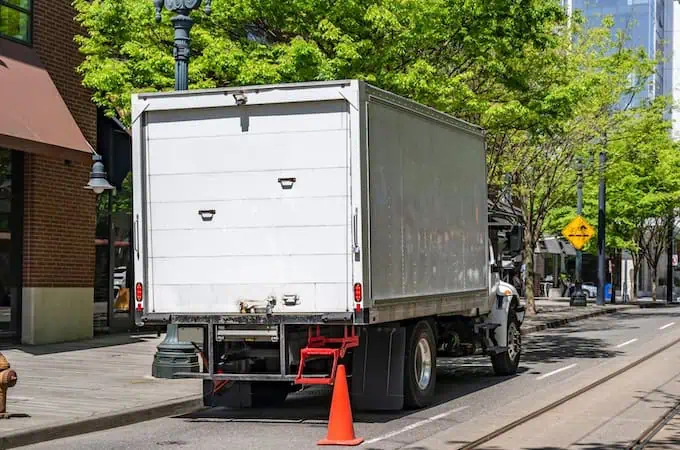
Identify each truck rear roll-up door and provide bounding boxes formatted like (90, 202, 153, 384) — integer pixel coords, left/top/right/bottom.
(143, 100, 352, 314)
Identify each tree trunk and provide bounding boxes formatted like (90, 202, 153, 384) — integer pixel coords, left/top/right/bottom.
(651, 267, 658, 302)
(523, 236, 537, 315)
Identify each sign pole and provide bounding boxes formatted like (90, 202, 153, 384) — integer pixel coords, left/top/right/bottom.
(567, 159, 589, 307)
(574, 159, 584, 305)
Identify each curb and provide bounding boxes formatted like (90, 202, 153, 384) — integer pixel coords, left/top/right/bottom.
(0, 395, 204, 449)
(633, 302, 680, 309)
(521, 306, 636, 335)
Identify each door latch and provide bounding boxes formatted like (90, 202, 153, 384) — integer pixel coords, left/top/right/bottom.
(277, 177, 296, 190)
(198, 209, 216, 221)
(282, 294, 300, 306)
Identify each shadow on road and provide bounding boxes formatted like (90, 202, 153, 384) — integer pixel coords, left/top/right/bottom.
(175, 307, 679, 428)
(0, 332, 154, 355)
(521, 332, 621, 364)
(177, 361, 528, 425)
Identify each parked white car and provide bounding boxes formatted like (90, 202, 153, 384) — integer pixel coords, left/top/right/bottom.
(581, 283, 597, 298)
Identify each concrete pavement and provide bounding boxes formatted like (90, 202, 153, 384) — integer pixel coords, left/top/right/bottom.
(0, 299, 627, 447)
(0, 333, 200, 448)
(14, 306, 680, 450)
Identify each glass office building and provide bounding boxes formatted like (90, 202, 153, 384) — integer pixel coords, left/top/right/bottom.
(567, 0, 667, 105)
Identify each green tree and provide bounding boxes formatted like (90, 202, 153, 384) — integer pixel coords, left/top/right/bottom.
(488, 17, 657, 314)
(545, 95, 680, 302)
(73, 0, 567, 126)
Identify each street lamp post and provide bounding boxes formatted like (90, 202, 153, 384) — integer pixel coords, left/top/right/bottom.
(154, 0, 212, 91)
(150, 0, 210, 379)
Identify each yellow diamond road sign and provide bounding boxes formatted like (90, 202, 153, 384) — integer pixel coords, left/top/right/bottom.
(562, 215, 595, 250)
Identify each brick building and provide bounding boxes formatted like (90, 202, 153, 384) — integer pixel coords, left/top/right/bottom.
(0, 0, 99, 344)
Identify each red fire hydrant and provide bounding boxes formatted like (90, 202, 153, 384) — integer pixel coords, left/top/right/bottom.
(0, 352, 17, 417)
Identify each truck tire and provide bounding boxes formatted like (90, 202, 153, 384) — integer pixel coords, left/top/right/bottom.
(404, 320, 436, 408)
(491, 309, 522, 376)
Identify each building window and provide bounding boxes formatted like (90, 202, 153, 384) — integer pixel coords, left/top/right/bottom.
(0, 0, 31, 44)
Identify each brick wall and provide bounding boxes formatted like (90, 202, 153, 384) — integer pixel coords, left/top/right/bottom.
(22, 1, 97, 288)
(23, 156, 96, 287)
(32, 0, 96, 146)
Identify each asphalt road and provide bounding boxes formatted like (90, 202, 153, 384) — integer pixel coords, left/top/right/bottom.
(19, 307, 680, 450)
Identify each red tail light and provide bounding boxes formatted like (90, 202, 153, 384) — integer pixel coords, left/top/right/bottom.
(354, 283, 362, 302)
(135, 283, 143, 301)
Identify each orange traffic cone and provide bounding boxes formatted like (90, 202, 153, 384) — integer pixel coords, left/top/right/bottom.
(318, 364, 364, 446)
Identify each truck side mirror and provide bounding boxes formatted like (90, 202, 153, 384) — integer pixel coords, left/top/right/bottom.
(509, 225, 523, 254)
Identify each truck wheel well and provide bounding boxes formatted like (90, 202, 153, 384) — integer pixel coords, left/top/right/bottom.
(402, 317, 438, 342)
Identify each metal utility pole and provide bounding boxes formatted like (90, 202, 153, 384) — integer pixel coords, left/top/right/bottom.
(150, 0, 211, 379)
(571, 158, 587, 307)
(667, 212, 674, 304)
(597, 151, 606, 306)
(622, 250, 629, 303)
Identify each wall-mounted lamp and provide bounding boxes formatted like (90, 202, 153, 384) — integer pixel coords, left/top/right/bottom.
(84, 154, 114, 195)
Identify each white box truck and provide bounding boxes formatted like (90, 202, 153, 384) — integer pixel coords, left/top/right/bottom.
(131, 80, 525, 410)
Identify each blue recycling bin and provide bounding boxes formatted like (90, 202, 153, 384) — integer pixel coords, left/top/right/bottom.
(604, 283, 612, 303)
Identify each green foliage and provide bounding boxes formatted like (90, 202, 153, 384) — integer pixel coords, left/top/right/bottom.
(73, 0, 567, 127)
(546, 96, 680, 254)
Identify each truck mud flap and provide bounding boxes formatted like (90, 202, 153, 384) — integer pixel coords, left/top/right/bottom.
(203, 379, 254, 408)
(203, 380, 290, 408)
(351, 326, 405, 411)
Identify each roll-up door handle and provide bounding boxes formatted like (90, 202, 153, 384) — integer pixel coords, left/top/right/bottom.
(198, 209, 216, 221)
(278, 177, 296, 190)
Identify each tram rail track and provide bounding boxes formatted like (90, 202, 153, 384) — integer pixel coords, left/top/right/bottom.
(627, 399, 680, 449)
(459, 335, 680, 450)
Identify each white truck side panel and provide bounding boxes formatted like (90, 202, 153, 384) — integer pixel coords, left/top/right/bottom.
(135, 94, 356, 314)
(365, 90, 488, 303)
(149, 197, 347, 230)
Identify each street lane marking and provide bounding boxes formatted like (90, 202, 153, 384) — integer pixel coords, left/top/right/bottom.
(363, 405, 470, 445)
(616, 338, 638, 348)
(536, 363, 577, 380)
(660, 322, 676, 330)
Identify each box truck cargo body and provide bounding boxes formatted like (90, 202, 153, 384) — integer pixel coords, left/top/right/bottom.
(132, 80, 525, 410)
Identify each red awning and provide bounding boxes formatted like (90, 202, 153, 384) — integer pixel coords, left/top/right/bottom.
(0, 39, 93, 160)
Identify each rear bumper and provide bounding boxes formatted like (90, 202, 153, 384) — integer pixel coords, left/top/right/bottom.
(174, 372, 298, 382)
(141, 311, 355, 326)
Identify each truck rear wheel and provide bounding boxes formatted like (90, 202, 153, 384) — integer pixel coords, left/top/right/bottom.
(404, 320, 436, 408)
(491, 309, 522, 376)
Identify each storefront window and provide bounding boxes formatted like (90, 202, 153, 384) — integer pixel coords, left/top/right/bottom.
(0, 0, 32, 44)
(0, 149, 22, 336)
(93, 173, 133, 331)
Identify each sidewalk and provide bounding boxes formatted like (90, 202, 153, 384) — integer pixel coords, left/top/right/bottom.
(0, 302, 637, 448)
(0, 333, 201, 448)
(524, 299, 635, 334)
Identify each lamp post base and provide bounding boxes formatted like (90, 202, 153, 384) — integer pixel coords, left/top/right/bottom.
(152, 324, 200, 379)
(570, 286, 588, 307)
